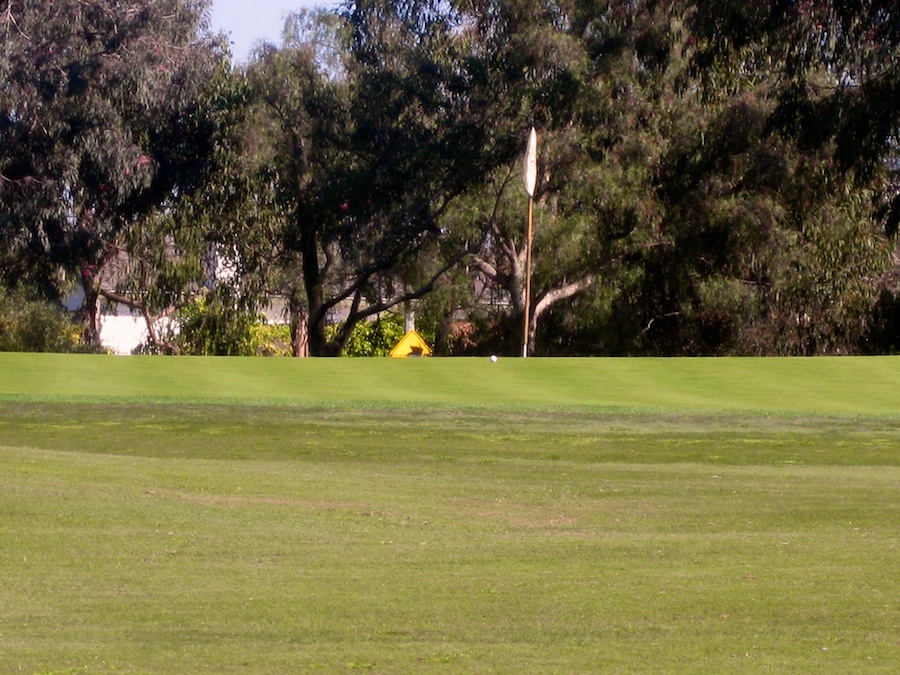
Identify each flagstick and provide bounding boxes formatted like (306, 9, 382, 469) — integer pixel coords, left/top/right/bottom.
(522, 127, 538, 358)
(522, 194, 533, 358)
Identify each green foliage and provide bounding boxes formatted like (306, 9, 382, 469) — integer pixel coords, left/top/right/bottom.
(0, 287, 87, 353)
(689, 0, 900, 234)
(155, 293, 293, 357)
(1, 0, 229, 345)
(326, 313, 407, 356)
(172, 292, 262, 356)
(106, 66, 254, 342)
(4, 0, 900, 357)
(249, 323, 293, 357)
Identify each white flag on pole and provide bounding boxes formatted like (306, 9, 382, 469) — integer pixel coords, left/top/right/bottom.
(523, 127, 537, 198)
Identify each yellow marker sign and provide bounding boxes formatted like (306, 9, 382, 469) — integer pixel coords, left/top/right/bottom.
(389, 330, 433, 358)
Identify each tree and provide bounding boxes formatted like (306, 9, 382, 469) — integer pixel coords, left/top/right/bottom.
(637, 0, 897, 354)
(97, 66, 257, 356)
(235, 1, 557, 356)
(460, 0, 678, 354)
(464, 0, 891, 356)
(0, 0, 228, 347)
(688, 0, 900, 236)
(625, 91, 888, 355)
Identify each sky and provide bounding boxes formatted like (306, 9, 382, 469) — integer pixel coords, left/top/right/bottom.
(209, 0, 336, 63)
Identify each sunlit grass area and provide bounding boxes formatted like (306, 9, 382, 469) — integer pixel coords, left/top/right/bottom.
(3, 353, 900, 416)
(1, 355, 898, 672)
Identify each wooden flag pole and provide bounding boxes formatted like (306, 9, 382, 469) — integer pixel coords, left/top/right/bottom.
(522, 194, 534, 358)
(522, 127, 538, 358)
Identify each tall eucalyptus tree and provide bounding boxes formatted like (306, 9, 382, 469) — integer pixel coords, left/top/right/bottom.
(241, 0, 553, 355)
(1, 0, 228, 346)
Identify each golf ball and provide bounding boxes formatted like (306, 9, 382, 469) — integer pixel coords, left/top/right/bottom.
(490, 354, 498, 362)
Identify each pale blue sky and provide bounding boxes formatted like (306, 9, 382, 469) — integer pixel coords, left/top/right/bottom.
(209, 0, 336, 63)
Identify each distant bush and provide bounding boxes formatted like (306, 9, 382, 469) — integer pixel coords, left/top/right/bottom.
(171, 295, 257, 356)
(327, 314, 407, 356)
(0, 287, 85, 352)
(139, 294, 294, 356)
(249, 323, 292, 356)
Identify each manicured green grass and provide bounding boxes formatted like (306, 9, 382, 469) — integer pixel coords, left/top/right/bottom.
(2, 352, 900, 415)
(1, 355, 899, 673)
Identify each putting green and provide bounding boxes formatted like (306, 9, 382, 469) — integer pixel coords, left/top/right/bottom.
(1, 353, 898, 417)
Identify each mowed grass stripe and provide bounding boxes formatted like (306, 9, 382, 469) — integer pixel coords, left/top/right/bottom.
(2, 353, 899, 416)
(2, 401, 900, 466)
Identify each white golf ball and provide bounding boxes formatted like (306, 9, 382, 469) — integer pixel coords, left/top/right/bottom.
(490, 354, 498, 362)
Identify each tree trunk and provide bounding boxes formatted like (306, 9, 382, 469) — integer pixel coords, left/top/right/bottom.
(80, 272, 102, 350)
(287, 288, 309, 357)
(433, 314, 452, 355)
(299, 229, 337, 357)
(291, 314, 309, 357)
(527, 275, 597, 354)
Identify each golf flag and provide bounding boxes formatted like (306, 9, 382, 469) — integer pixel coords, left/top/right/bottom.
(523, 127, 537, 198)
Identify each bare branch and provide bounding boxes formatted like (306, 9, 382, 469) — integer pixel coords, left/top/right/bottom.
(351, 244, 475, 322)
(5, 2, 29, 40)
(641, 312, 682, 335)
(98, 286, 180, 354)
(533, 275, 597, 321)
(470, 256, 498, 279)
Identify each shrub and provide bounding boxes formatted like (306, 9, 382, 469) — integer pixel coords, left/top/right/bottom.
(0, 287, 86, 352)
(249, 323, 292, 356)
(173, 294, 260, 356)
(327, 314, 407, 356)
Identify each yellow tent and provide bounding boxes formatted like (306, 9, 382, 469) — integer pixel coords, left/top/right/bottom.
(389, 330, 433, 358)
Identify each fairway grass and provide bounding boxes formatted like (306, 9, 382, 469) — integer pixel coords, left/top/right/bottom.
(1, 355, 899, 673)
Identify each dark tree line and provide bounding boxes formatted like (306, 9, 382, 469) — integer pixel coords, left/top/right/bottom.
(3, 0, 899, 355)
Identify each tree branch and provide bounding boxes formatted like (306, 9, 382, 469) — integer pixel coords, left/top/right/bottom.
(351, 244, 476, 322)
(533, 275, 597, 321)
(641, 311, 682, 335)
(97, 286, 180, 354)
(470, 255, 498, 279)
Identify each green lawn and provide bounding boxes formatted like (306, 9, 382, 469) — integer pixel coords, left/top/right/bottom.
(3, 352, 900, 415)
(1, 355, 898, 673)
